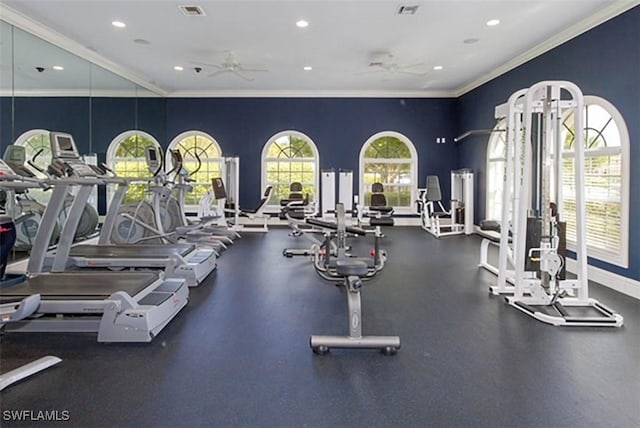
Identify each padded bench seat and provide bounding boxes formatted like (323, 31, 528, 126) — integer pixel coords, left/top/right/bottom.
(370, 217, 394, 226)
(335, 259, 368, 277)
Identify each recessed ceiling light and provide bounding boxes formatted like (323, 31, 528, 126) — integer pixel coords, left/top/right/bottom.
(52, 65, 64, 71)
(486, 19, 500, 26)
(112, 21, 126, 28)
(433, 65, 443, 71)
(174, 66, 184, 71)
(296, 20, 309, 28)
(303, 66, 312, 71)
(463, 38, 480, 44)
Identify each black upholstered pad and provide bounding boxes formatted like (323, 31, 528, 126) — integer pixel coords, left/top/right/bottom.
(370, 217, 395, 226)
(335, 259, 368, 277)
(369, 205, 394, 214)
(480, 220, 501, 232)
(306, 218, 366, 236)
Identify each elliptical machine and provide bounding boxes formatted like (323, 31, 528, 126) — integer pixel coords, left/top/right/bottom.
(110, 147, 228, 251)
(30, 146, 99, 242)
(1, 146, 60, 250)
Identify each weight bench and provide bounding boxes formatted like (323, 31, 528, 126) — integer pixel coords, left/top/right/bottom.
(310, 258, 400, 355)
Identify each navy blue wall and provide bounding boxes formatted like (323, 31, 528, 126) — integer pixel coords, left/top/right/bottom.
(0, 96, 456, 211)
(1, 6, 636, 281)
(0, 96, 13, 144)
(166, 97, 457, 206)
(456, 6, 640, 280)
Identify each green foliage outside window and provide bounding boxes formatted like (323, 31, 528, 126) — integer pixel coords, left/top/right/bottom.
(362, 136, 414, 208)
(264, 134, 317, 205)
(172, 135, 222, 206)
(112, 134, 158, 203)
(364, 136, 412, 159)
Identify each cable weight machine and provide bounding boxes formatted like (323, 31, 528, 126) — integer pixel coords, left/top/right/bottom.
(502, 81, 622, 327)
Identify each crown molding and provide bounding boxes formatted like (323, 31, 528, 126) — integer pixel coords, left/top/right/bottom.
(0, 88, 456, 98)
(166, 89, 456, 98)
(0, 4, 168, 97)
(0, 89, 161, 97)
(454, 0, 640, 97)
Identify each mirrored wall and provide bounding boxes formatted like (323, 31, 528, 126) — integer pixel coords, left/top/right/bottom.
(1, 19, 164, 213)
(0, 19, 164, 157)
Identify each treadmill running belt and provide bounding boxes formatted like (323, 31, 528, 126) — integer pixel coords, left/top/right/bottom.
(0, 272, 160, 301)
(69, 244, 195, 258)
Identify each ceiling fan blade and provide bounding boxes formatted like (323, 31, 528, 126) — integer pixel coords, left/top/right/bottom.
(207, 69, 229, 78)
(354, 69, 386, 75)
(238, 66, 268, 73)
(191, 60, 220, 68)
(421, 80, 434, 89)
(398, 69, 428, 76)
(231, 69, 254, 81)
(399, 62, 424, 69)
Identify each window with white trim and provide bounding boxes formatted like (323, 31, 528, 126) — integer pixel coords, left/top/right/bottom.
(106, 131, 162, 206)
(485, 119, 507, 221)
(560, 96, 629, 267)
(168, 131, 223, 211)
(359, 131, 418, 213)
(261, 131, 319, 208)
(15, 129, 51, 205)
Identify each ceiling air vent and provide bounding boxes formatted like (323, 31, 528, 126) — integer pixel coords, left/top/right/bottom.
(396, 5, 419, 15)
(179, 5, 206, 16)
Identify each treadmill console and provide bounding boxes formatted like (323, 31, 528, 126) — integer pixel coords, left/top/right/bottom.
(49, 132, 99, 177)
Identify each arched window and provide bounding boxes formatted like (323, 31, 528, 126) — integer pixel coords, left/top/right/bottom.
(168, 131, 223, 211)
(359, 131, 417, 213)
(106, 130, 161, 206)
(560, 96, 629, 267)
(485, 119, 507, 221)
(261, 131, 319, 208)
(15, 129, 51, 204)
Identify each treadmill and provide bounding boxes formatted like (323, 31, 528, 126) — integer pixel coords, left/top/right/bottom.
(19, 134, 217, 287)
(0, 149, 189, 343)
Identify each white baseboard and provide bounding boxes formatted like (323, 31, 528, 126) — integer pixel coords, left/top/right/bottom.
(565, 258, 640, 300)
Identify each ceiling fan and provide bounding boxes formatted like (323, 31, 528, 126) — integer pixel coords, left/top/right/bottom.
(192, 51, 268, 81)
(355, 53, 427, 77)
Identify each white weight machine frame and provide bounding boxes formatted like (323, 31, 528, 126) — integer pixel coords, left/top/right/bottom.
(502, 81, 622, 327)
(222, 157, 271, 232)
(482, 88, 537, 294)
(419, 169, 474, 238)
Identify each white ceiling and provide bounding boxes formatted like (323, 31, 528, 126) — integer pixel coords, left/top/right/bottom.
(1, 0, 637, 97)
